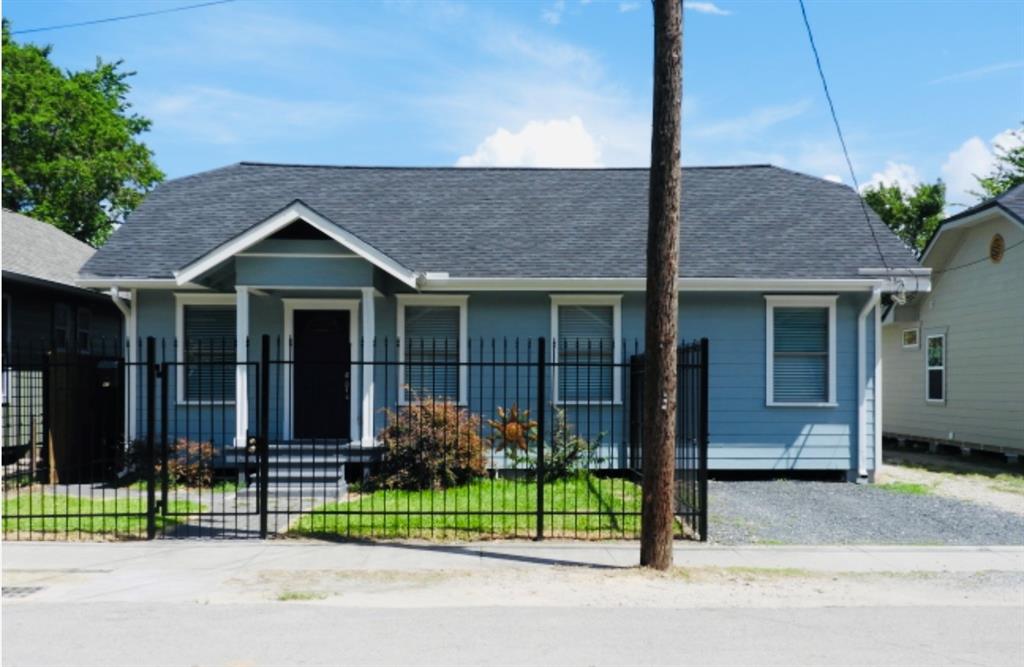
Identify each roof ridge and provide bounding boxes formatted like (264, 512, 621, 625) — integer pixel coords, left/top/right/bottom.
(234, 161, 778, 172)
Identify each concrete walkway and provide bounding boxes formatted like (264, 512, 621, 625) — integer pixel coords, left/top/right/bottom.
(5, 541, 1022, 667)
(5, 540, 1023, 577)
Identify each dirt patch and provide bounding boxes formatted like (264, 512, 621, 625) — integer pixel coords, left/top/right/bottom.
(222, 566, 1024, 610)
(879, 458, 1024, 517)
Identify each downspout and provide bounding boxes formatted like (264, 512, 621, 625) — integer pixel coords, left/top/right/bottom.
(109, 287, 137, 441)
(856, 286, 882, 481)
(108, 287, 131, 320)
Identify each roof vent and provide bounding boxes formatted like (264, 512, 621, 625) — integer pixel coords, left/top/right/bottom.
(990, 234, 1005, 263)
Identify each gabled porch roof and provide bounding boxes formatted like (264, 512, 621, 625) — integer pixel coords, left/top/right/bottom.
(173, 200, 418, 288)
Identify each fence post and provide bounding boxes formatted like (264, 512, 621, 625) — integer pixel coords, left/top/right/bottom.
(259, 335, 270, 539)
(698, 337, 709, 542)
(535, 337, 546, 541)
(160, 362, 169, 516)
(629, 354, 644, 471)
(145, 337, 157, 540)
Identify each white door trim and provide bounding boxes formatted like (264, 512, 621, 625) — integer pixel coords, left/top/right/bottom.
(282, 298, 361, 441)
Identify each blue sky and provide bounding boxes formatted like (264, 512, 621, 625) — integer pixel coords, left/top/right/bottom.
(4, 0, 1023, 210)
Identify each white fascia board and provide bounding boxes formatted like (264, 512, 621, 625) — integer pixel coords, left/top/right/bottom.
(418, 277, 921, 292)
(173, 201, 419, 288)
(919, 207, 1022, 264)
(857, 268, 931, 276)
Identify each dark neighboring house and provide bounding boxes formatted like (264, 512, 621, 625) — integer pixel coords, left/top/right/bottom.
(2, 209, 122, 363)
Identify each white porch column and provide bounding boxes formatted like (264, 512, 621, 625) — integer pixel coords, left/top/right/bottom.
(235, 286, 250, 448)
(360, 287, 376, 447)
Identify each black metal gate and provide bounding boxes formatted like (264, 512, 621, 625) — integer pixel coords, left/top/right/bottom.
(629, 340, 710, 540)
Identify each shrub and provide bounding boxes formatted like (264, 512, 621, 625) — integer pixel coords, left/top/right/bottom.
(162, 439, 215, 488)
(501, 408, 604, 482)
(128, 438, 215, 488)
(377, 399, 485, 490)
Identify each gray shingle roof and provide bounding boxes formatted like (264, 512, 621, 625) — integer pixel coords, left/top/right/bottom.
(3, 209, 98, 287)
(82, 163, 919, 280)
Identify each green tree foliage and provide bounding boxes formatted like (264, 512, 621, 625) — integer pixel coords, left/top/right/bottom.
(863, 180, 946, 255)
(2, 21, 163, 246)
(974, 124, 1024, 199)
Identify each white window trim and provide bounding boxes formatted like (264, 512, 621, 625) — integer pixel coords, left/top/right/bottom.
(901, 327, 920, 349)
(765, 295, 837, 408)
(925, 333, 946, 404)
(175, 293, 237, 406)
(550, 294, 623, 405)
(396, 294, 468, 406)
(282, 298, 361, 441)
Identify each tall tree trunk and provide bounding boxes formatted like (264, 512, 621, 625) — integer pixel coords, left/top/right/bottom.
(640, 0, 683, 570)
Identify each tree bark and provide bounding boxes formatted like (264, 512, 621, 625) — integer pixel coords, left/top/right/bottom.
(640, 0, 683, 570)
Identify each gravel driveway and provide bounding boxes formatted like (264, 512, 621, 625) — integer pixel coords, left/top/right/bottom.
(708, 479, 1024, 545)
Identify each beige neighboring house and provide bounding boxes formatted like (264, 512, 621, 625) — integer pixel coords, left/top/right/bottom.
(882, 184, 1024, 461)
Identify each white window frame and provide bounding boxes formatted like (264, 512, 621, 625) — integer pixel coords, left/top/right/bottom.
(901, 327, 919, 349)
(925, 333, 946, 404)
(396, 294, 468, 406)
(550, 294, 623, 405)
(282, 298, 361, 441)
(175, 293, 236, 405)
(765, 295, 837, 408)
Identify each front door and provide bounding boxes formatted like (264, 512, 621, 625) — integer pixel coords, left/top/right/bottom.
(293, 309, 350, 440)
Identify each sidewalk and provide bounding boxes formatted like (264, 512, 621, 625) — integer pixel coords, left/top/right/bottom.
(5, 539, 1023, 574)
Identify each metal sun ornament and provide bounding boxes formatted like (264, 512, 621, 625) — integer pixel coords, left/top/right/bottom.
(487, 404, 538, 452)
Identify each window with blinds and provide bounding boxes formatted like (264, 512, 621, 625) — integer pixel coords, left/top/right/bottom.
(403, 305, 460, 401)
(772, 307, 829, 403)
(183, 305, 236, 402)
(557, 304, 615, 402)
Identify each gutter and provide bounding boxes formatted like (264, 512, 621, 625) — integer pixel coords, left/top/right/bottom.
(857, 286, 882, 481)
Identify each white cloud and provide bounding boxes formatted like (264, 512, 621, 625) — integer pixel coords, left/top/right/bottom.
(822, 174, 843, 184)
(618, 2, 640, 12)
(689, 100, 811, 140)
(456, 116, 602, 167)
(542, 0, 566, 25)
(929, 61, 1024, 85)
(145, 87, 352, 145)
(861, 161, 921, 193)
(684, 2, 732, 16)
(940, 128, 1023, 209)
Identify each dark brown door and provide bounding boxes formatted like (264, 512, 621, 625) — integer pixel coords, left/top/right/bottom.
(293, 310, 350, 440)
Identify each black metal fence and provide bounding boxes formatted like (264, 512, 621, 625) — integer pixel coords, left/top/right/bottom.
(3, 336, 708, 541)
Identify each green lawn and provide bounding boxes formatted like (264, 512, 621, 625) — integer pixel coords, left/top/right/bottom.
(292, 475, 645, 539)
(878, 481, 933, 496)
(3, 493, 202, 537)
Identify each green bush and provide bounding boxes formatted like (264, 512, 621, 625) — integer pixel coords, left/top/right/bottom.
(377, 399, 485, 490)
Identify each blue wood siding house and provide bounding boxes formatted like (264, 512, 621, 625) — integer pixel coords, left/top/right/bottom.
(78, 163, 929, 481)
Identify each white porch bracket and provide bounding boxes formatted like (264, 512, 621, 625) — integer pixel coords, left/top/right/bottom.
(235, 286, 250, 448)
(360, 287, 376, 447)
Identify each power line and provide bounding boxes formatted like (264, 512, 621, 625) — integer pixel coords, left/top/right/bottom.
(931, 237, 1023, 275)
(796, 0, 904, 295)
(11, 0, 237, 35)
